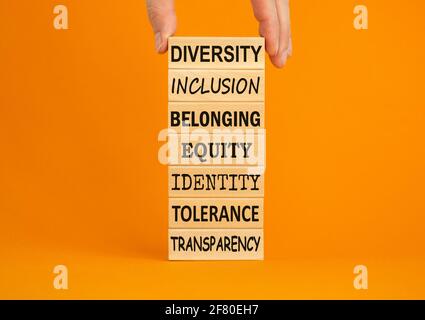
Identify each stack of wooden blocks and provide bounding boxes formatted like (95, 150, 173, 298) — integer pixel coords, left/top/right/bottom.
(168, 37, 265, 260)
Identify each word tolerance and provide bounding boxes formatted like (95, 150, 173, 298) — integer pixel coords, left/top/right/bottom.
(168, 37, 265, 260)
(171, 204, 260, 223)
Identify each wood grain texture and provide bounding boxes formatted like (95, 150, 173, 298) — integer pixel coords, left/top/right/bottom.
(168, 229, 264, 260)
(169, 69, 264, 102)
(168, 102, 265, 132)
(168, 166, 265, 197)
(168, 37, 264, 69)
(169, 198, 264, 229)
(166, 133, 265, 166)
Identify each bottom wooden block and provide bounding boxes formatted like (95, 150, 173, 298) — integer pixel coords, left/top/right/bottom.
(168, 229, 264, 260)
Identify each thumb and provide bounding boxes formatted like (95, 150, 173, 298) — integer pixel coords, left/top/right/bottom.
(146, 0, 177, 53)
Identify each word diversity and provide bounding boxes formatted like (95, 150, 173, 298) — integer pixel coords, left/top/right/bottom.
(168, 37, 265, 260)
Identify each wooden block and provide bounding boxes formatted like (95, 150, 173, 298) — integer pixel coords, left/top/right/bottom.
(169, 198, 264, 229)
(168, 69, 264, 102)
(168, 166, 265, 197)
(168, 229, 264, 260)
(168, 102, 265, 132)
(166, 133, 265, 166)
(168, 37, 265, 70)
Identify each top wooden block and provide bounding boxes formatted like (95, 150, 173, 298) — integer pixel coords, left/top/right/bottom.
(168, 37, 265, 70)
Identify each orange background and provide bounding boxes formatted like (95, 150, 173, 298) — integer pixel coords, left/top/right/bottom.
(1, 0, 424, 299)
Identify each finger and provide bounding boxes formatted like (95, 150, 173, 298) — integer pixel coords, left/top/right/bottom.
(286, 10, 293, 57)
(251, 0, 280, 58)
(271, 0, 291, 68)
(146, 0, 177, 53)
(287, 36, 292, 57)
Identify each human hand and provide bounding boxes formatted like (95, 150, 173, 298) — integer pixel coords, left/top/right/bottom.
(146, 0, 177, 54)
(250, 0, 292, 68)
(146, 0, 292, 68)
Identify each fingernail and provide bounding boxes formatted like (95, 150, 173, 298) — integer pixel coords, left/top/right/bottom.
(155, 32, 163, 52)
